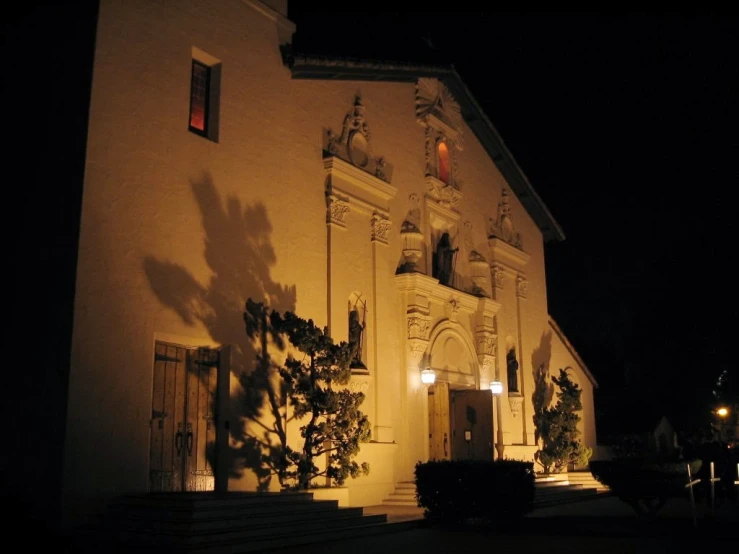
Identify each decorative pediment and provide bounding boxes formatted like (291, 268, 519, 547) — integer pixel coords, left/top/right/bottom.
(324, 94, 392, 183)
(417, 78, 463, 189)
(415, 78, 463, 146)
(488, 188, 523, 250)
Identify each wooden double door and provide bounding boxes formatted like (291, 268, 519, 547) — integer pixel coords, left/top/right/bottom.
(428, 382, 493, 461)
(149, 341, 220, 492)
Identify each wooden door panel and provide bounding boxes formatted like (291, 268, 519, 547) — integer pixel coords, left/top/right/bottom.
(451, 389, 493, 461)
(150, 343, 187, 492)
(185, 348, 217, 492)
(428, 382, 450, 460)
(150, 342, 218, 493)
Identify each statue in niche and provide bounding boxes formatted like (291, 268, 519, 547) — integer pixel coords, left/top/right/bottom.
(348, 299, 367, 369)
(433, 232, 459, 287)
(507, 348, 519, 393)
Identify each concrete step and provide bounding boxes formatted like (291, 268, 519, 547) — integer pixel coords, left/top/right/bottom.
(534, 484, 586, 497)
(381, 482, 418, 507)
(107, 498, 341, 520)
(533, 487, 599, 509)
(109, 506, 368, 533)
(381, 498, 419, 507)
(110, 492, 315, 511)
(191, 518, 422, 553)
(115, 512, 389, 548)
(96, 492, 396, 553)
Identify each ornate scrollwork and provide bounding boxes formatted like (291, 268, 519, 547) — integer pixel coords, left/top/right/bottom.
(516, 275, 529, 299)
(475, 332, 498, 357)
(324, 94, 392, 182)
(508, 394, 523, 418)
(407, 315, 431, 341)
(488, 188, 523, 249)
(371, 213, 391, 244)
(326, 194, 349, 227)
(490, 264, 505, 289)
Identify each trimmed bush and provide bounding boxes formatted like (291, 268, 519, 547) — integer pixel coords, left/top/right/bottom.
(415, 459, 535, 526)
(590, 459, 702, 519)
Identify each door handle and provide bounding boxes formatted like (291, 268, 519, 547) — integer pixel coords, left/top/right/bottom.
(175, 422, 184, 456)
(443, 433, 448, 458)
(187, 422, 193, 456)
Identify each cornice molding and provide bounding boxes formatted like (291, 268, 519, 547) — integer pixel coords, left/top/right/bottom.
(488, 237, 530, 270)
(325, 156, 397, 214)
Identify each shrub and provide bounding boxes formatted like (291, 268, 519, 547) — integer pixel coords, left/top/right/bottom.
(415, 459, 535, 528)
(590, 459, 702, 519)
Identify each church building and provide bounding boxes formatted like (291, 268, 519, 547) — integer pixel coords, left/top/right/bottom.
(14, 1, 599, 527)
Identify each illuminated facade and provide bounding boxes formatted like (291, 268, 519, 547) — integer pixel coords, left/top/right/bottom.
(61, 0, 599, 524)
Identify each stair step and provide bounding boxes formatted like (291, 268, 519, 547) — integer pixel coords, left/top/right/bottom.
(107, 498, 341, 520)
(381, 498, 418, 506)
(189, 518, 422, 553)
(109, 506, 368, 533)
(116, 513, 389, 548)
(110, 492, 315, 511)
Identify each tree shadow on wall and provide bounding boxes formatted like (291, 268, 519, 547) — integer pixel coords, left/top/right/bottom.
(144, 171, 296, 491)
(531, 331, 554, 446)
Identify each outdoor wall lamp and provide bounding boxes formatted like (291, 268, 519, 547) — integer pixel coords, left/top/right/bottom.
(489, 379, 503, 395)
(421, 367, 436, 385)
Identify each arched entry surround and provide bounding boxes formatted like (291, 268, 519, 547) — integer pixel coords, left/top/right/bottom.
(427, 319, 480, 389)
(426, 319, 493, 461)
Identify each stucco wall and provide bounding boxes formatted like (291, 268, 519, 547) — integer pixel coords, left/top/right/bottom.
(548, 320, 598, 458)
(65, 0, 587, 523)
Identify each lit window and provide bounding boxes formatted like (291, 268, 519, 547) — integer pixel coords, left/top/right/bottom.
(438, 141, 450, 183)
(189, 60, 210, 136)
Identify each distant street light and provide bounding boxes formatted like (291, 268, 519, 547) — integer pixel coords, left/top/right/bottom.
(715, 406, 730, 443)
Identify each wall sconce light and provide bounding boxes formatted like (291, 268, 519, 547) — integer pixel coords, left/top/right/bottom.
(421, 367, 436, 385)
(489, 380, 503, 395)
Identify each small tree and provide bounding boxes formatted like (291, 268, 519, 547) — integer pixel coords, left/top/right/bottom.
(246, 299, 371, 490)
(535, 368, 592, 474)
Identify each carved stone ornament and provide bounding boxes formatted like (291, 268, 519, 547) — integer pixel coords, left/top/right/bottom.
(326, 194, 349, 227)
(407, 339, 428, 367)
(427, 175, 462, 209)
(325, 94, 392, 182)
(400, 194, 424, 271)
(516, 275, 529, 299)
(446, 295, 461, 321)
(415, 78, 463, 148)
(488, 188, 523, 249)
(508, 394, 523, 418)
(348, 380, 370, 394)
(407, 314, 432, 341)
(417, 78, 463, 188)
(371, 213, 391, 245)
(401, 193, 422, 233)
(490, 264, 505, 289)
(475, 332, 498, 357)
(469, 249, 489, 297)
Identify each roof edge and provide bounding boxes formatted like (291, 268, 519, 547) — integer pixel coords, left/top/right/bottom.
(548, 316, 598, 388)
(284, 50, 565, 242)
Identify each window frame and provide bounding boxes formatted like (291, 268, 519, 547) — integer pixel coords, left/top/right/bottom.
(188, 59, 211, 137)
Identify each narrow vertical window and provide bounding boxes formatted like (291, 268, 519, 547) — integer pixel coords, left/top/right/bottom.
(189, 60, 210, 135)
(438, 141, 450, 183)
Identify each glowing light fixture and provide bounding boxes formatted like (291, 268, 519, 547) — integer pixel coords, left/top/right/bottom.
(716, 407, 729, 418)
(421, 367, 436, 385)
(490, 380, 503, 395)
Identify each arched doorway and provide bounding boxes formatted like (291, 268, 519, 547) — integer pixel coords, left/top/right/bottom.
(426, 324, 493, 461)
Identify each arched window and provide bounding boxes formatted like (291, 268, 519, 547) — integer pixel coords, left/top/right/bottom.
(437, 141, 450, 183)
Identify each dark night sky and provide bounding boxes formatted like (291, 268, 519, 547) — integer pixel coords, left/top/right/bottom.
(288, 11, 739, 435)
